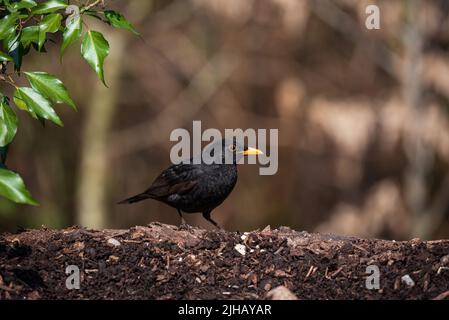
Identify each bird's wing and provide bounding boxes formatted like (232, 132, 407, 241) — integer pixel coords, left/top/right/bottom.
(144, 164, 201, 198)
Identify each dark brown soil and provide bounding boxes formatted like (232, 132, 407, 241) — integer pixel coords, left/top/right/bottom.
(1, 223, 449, 300)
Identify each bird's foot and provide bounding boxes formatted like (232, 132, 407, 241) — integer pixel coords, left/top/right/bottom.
(178, 219, 193, 231)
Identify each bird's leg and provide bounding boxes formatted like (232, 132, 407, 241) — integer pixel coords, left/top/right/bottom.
(202, 211, 222, 230)
(177, 209, 191, 230)
(177, 209, 186, 224)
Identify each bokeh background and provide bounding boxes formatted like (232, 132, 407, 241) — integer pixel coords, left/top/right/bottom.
(1, 0, 449, 240)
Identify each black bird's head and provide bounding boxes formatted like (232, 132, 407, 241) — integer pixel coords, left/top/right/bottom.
(202, 138, 263, 164)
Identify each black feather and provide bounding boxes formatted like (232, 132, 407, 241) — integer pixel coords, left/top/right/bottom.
(117, 193, 150, 204)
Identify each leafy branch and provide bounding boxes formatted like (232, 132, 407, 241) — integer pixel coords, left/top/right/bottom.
(0, 0, 137, 205)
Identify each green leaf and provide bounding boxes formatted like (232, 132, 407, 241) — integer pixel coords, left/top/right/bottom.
(9, 41, 24, 71)
(20, 25, 39, 48)
(0, 50, 13, 61)
(81, 31, 109, 85)
(0, 168, 38, 205)
(104, 10, 139, 35)
(2, 26, 22, 70)
(14, 87, 63, 126)
(0, 97, 18, 147)
(3, 29, 20, 52)
(38, 13, 62, 50)
(60, 15, 82, 56)
(13, 91, 31, 113)
(11, 0, 38, 11)
(31, 0, 67, 15)
(25, 71, 75, 109)
(0, 13, 19, 41)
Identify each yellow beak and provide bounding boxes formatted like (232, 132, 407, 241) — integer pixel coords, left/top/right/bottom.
(240, 147, 264, 156)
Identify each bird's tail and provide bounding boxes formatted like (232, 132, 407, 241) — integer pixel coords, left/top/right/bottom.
(117, 192, 150, 204)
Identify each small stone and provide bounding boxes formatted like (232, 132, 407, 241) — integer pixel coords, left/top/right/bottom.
(401, 274, 415, 287)
(440, 255, 449, 266)
(266, 285, 298, 300)
(234, 244, 246, 256)
(107, 238, 121, 247)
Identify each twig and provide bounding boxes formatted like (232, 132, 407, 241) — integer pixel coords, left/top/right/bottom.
(81, 0, 103, 13)
(0, 285, 15, 292)
(432, 290, 449, 300)
(304, 265, 317, 280)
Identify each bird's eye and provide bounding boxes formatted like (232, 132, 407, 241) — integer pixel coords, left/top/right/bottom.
(228, 144, 237, 152)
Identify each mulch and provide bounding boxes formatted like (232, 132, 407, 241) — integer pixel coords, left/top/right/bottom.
(1, 223, 448, 299)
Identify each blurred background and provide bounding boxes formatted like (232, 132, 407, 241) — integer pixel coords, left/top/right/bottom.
(1, 0, 449, 240)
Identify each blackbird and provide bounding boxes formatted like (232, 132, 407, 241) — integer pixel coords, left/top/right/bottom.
(118, 138, 263, 229)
